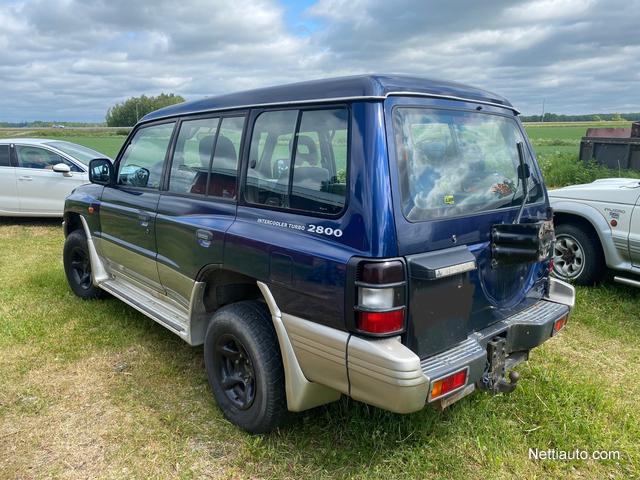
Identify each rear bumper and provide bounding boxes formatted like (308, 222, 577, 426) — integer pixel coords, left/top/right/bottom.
(346, 278, 575, 413)
(260, 278, 574, 415)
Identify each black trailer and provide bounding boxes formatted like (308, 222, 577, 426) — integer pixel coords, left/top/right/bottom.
(579, 122, 640, 171)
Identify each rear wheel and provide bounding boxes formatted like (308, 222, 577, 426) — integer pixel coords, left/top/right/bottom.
(553, 223, 606, 286)
(63, 230, 105, 299)
(204, 301, 289, 434)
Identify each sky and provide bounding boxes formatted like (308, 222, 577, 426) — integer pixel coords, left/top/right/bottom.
(0, 0, 639, 122)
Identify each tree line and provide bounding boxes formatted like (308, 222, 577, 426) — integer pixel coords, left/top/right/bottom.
(105, 93, 186, 127)
(521, 112, 640, 122)
(0, 121, 106, 128)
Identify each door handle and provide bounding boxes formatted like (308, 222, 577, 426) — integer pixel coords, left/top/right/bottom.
(18, 176, 33, 181)
(196, 229, 213, 247)
(138, 212, 151, 227)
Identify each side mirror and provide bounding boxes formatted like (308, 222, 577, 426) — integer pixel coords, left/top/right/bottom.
(89, 158, 114, 186)
(52, 163, 71, 176)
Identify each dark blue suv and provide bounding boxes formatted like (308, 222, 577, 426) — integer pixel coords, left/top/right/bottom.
(63, 75, 575, 433)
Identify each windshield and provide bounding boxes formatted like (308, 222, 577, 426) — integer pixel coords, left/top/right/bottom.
(392, 108, 542, 222)
(45, 141, 110, 165)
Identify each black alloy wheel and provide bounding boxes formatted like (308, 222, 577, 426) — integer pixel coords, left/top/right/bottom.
(213, 333, 256, 410)
(63, 230, 105, 299)
(69, 245, 93, 291)
(204, 301, 289, 434)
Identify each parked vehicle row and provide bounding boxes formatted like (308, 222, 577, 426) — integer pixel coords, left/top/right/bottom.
(62, 75, 574, 433)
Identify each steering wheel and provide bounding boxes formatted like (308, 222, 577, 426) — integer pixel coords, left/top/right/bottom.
(130, 167, 150, 187)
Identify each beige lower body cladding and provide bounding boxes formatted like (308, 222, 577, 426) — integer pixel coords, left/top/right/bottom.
(347, 335, 429, 413)
(281, 313, 429, 414)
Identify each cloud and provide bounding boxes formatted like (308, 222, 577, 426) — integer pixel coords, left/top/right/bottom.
(504, 0, 596, 22)
(0, 0, 638, 122)
(302, 0, 640, 115)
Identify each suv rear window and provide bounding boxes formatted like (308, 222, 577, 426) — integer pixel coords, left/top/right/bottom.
(245, 108, 348, 215)
(392, 108, 542, 222)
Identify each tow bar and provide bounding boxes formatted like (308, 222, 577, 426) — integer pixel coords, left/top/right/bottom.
(431, 338, 529, 410)
(477, 337, 526, 395)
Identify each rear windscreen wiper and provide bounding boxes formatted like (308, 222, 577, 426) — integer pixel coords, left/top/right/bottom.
(513, 142, 530, 224)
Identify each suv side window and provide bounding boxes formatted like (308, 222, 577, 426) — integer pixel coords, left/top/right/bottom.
(168, 117, 220, 195)
(246, 110, 298, 206)
(118, 122, 175, 189)
(167, 116, 244, 199)
(208, 116, 244, 198)
(245, 108, 348, 215)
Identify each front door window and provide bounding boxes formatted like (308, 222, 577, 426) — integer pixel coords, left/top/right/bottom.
(16, 146, 75, 170)
(118, 123, 176, 189)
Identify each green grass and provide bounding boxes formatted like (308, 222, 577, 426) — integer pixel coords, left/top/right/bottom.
(532, 145, 578, 157)
(524, 122, 632, 142)
(48, 137, 126, 159)
(1, 220, 639, 479)
(538, 153, 640, 189)
(0, 128, 128, 159)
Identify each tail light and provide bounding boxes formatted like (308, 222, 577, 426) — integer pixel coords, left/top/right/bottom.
(355, 260, 406, 335)
(430, 368, 468, 401)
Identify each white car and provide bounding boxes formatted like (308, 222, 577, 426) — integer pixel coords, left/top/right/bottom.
(549, 178, 640, 287)
(0, 139, 111, 217)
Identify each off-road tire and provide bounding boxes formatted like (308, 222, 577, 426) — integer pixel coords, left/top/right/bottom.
(63, 230, 106, 299)
(553, 223, 606, 286)
(204, 300, 289, 434)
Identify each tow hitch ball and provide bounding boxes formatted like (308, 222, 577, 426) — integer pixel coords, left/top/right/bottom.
(477, 337, 520, 395)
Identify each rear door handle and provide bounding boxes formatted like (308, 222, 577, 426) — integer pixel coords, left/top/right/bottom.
(196, 229, 213, 247)
(138, 212, 151, 226)
(18, 176, 33, 181)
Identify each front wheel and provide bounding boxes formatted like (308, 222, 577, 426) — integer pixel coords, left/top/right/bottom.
(553, 223, 606, 286)
(63, 230, 106, 299)
(204, 301, 289, 434)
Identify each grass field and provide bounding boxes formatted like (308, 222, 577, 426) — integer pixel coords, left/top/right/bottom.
(523, 122, 632, 142)
(0, 219, 638, 479)
(1, 123, 639, 478)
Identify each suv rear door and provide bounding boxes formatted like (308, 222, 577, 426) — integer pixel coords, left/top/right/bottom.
(385, 98, 550, 358)
(155, 115, 245, 308)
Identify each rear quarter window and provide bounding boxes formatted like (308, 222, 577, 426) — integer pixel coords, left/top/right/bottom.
(245, 107, 349, 216)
